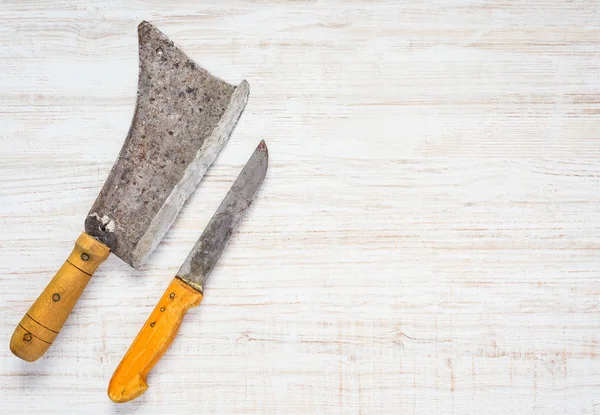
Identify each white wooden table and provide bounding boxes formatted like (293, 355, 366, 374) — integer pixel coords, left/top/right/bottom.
(1, 1, 599, 413)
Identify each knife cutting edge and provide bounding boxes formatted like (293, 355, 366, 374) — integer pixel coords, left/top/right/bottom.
(108, 140, 268, 403)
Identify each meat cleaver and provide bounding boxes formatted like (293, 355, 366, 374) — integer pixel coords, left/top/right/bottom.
(10, 21, 250, 362)
(108, 140, 268, 403)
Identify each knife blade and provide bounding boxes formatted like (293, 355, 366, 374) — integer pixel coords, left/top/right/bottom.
(107, 140, 268, 403)
(10, 21, 249, 362)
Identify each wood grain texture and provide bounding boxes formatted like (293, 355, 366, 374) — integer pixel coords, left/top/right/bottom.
(0, 1, 598, 413)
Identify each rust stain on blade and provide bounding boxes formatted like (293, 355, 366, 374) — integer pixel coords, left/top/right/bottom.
(85, 21, 249, 268)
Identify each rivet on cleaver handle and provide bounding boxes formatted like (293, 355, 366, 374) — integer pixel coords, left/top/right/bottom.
(108, 141, 268, 403)
(10, 20, 250, 362)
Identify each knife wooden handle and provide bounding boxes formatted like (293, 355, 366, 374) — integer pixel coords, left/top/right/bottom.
(108, 277, 203, 403)
(10, 232, 110, 362)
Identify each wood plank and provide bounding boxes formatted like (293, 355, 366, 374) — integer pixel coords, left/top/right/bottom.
(1, 1, 598, 413)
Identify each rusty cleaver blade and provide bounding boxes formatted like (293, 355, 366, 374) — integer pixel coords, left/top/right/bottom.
(108, 141, 268, 403)
(10, 21, 250, 362)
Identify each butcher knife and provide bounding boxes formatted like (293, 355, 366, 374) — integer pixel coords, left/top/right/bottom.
(108, 140, 268, 403)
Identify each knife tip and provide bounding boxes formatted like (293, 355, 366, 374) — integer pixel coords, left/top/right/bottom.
(257, 140, 268, 161)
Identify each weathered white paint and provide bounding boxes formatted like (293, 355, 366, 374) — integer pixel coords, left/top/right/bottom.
(0, 1, 598, 414)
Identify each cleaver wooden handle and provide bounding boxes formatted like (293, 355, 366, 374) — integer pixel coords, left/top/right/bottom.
(10, 232, 110, 362)
(108, 277, 203, 403)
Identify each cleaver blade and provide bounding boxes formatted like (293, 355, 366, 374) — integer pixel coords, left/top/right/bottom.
(86, 21, 250, 268)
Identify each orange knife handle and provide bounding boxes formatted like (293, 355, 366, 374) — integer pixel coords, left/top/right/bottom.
(10, 232, 110, 362)
(108, 277, 203, 403)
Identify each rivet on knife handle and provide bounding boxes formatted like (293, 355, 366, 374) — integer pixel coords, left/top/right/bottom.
(10, 233, 110, 362)
(108, 277, 202, 403)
